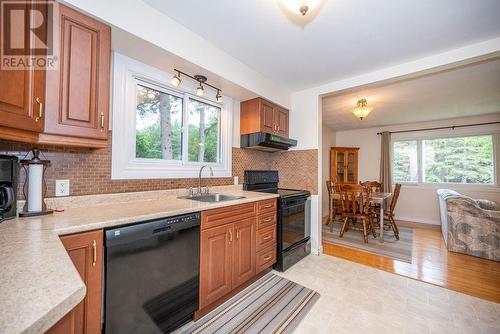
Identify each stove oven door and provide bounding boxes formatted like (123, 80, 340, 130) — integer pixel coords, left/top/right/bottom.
(279, 194, 310, 249)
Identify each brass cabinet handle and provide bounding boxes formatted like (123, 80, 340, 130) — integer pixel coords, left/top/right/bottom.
(263, 255, 272, 261)
(92, 240, 97, 267)
(263, 234, 272, 241)
(228, 229, 233, 243)
(35, 97, 43, 121)
(100, 112, 105, 131)
(261, 204, 273, 209)
(236, 229, 239, 240)
(261, 217, 274, 223)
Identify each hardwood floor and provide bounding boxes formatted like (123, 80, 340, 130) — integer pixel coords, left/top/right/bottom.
(322, 219, 500, 303)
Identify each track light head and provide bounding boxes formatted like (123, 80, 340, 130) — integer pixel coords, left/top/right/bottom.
(171, 71, 182, 87)
(216, 90, 223, 103)
(196, 83, 204, 96)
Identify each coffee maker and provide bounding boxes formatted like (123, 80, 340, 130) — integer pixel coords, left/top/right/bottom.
(0, 155, 19, 222)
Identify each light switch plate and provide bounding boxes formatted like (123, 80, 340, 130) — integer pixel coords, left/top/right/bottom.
(55, 180, 70, 197)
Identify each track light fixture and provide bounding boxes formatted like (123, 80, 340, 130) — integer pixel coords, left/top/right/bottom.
(171, 69, 223, 102)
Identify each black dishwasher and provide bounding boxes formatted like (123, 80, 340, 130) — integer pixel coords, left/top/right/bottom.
(104, 212, 200, 334)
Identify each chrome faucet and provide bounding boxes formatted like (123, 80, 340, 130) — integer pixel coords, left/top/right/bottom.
(198, 165, 214, 195)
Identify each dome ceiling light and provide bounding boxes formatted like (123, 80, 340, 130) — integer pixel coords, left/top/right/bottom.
(280, 0, 323, 16)
(352, 99, 373, 120)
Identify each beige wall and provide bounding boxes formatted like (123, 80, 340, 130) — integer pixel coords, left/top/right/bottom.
(335, 114, 500, 225)
(321, 125, 336, 216)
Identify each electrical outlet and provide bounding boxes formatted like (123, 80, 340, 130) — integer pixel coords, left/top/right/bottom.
(55, 180, 70, 197)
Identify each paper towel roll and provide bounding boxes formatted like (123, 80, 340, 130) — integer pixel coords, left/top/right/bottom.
(28, 164, 43, 212)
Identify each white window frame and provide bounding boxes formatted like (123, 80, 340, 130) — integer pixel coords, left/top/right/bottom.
(111, 53, 232, 179)
(391, 126, 500, 191)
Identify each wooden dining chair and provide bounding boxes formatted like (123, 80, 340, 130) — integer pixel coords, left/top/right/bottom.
(383, 183, 402, 240)
(326, 180, 342, 227)
(360, 180, 383, 212)
(339, 184, 376, 243)
(359, 181, 382, 193)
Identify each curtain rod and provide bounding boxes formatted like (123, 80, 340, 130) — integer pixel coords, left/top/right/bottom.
(376, 121, 500, 135)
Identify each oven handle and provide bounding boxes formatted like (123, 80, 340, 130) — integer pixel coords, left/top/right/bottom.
(284, 237, 310, 253)
(281, 194, 310, 206)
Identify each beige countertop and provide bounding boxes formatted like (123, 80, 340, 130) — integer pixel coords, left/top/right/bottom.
(0, 186, 279, 334)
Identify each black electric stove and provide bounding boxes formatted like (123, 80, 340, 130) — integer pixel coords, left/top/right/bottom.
(243, 170, 311, 272)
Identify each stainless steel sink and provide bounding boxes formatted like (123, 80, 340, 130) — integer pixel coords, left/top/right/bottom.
(178, 194, 246, 202)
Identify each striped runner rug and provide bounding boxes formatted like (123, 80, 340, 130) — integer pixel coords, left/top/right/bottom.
(322, 222, 413, 263)
(181, 273, 319, 334)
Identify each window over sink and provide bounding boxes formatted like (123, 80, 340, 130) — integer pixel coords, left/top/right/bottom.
(111, 53, 232, 179)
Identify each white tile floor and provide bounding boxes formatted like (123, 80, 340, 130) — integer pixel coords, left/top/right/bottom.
(277, 254, 500, 334)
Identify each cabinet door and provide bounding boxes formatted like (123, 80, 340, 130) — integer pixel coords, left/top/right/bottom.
(260, 100, 275, 134)
(199, 224, 233, 309)
(0, 1, 46, 132)
(44, 4, 110, 140)
(275, 108, 289, 137)
(345, 150, 358, 184)
(46, 230, 103, 334)
(232, 218, 256, 288)
(334, 150, 346, 183)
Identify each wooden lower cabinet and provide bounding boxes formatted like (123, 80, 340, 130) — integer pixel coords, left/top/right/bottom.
(232, 218, 256, 288)
(199, 224, 233, 309)
(199, 200, 276, 310)
(46, 230, 103, 334)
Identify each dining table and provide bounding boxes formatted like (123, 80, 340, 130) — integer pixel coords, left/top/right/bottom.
(368, 192, 392, 243)
(331, 191, 393, 243)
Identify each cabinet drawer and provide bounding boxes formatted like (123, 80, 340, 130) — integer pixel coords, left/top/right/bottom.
(257, 199, 277, 214)
(202, 202, 257, 230)
(256, 244, 276, 274)
(256, 225, 276, 252)
(257, 212, 276, 230)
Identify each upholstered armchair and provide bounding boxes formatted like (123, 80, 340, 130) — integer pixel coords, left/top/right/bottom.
(437, 189, 499, 261)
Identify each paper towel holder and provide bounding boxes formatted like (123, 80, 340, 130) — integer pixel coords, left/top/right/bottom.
(19, 148, 53, 217)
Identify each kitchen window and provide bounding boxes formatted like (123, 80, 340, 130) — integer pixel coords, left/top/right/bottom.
(111, 53, 232, 179)
(392, 133, 497, 186)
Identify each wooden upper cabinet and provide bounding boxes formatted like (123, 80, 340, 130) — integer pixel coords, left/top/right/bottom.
(330, 147, 359, 185)
(0, 2, 111, 147)
(232, 218, 256, 289)
(44, 4, 111, 141)
(240, 97, 290, 138)
(0, 1, 46, 133)
(46, 229, 103, 334)
(199, 224, 233, 309)
(275, 107, 289, 137)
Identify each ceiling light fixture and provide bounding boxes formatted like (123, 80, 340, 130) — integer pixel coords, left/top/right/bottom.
(170, 70, 182, 87)
(171, 69, 223, 102)
(352, 99, 373, 120)
(280, 0, 322, 16)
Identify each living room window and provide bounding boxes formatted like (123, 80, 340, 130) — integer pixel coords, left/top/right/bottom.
(111, 53, 232, 179)
(392, 134, 497, 186)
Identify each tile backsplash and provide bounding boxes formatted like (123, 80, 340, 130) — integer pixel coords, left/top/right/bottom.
(0, 135, 317, 198)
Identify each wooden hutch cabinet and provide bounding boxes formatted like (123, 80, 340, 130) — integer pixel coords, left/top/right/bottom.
(240, 97, 289, 138)
(330, 147, 359, 184)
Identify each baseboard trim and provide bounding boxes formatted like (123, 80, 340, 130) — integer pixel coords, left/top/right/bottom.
(395, 216, 440, 226)
(311, 245, 323, 255)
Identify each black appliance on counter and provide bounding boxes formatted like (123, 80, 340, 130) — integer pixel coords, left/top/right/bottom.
(243, 170, 311, 272)
(0, 155, 19, 222)
(240, 132, 297, 152)
(104, 212, 200, 334)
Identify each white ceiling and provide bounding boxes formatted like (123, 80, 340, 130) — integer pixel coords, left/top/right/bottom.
(322, 58, 500, 130)
(142, 0, 500, 91)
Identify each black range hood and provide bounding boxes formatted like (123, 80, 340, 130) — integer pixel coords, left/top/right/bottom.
(240, 132, 297, 152)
